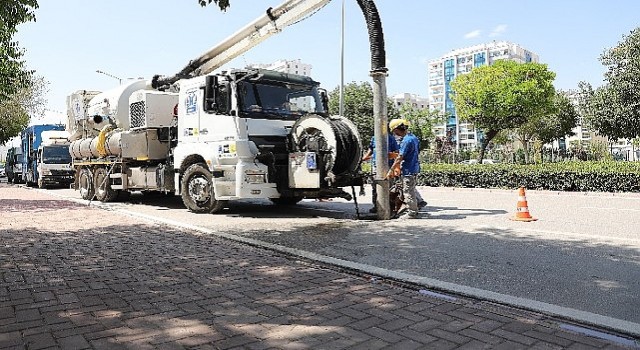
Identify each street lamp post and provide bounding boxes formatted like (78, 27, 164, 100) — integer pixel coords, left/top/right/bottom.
(95, 69, 122, 85)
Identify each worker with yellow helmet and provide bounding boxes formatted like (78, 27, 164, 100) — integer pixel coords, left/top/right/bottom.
(388, 118, 421, 219)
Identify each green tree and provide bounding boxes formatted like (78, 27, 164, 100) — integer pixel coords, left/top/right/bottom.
(0, 0, 38, 102)
(450, 60, 556, 162)
(515, 90, 579, 162)
(327, 81, 398, 144)
(0, 75, 48, 145)
(397, 103, 444, 150)
(587, 140, 613, 161)
(197, 0, 230, 10)
(536, 92, 579, 146)
(579, 28, 640, 141)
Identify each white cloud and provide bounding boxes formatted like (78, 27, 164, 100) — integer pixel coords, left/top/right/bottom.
(464, 30, 481, 39)
(489, 24, 508, 37)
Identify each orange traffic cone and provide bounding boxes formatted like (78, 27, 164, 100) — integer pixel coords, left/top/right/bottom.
(510, 187, 537, 222)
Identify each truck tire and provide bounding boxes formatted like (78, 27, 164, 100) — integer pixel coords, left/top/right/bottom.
(181, 163, 226, 214)
(94, 167, 117, 202)
(270, 196, 304, 206)
(116, 190, 131, 202)
(26, 170, 35, 187)
(78, 167, 95, 200)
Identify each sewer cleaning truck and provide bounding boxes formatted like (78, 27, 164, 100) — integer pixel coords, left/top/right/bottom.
(67, 0, 365, 213)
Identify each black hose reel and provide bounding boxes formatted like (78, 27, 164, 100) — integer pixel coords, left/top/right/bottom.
(290, 114, 362, 186)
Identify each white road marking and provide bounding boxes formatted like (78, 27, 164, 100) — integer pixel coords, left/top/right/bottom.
(580, 206, 640, 212)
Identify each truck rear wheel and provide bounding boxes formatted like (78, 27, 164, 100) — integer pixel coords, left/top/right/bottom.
(181, 163, 226, 214)
(78, 167, 94, 200)
(94, 167, 117, 202)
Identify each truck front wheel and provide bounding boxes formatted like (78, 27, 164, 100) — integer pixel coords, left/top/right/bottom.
(78, 167, 94, 200)
(94, 167, 117, 202)
(181, 163, 225, 214)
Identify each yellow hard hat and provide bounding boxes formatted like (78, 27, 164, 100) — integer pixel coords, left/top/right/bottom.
(389, 118, 410, 131)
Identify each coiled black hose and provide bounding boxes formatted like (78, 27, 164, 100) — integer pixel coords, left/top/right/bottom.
(330, 118, 360, 175)
(356, 0, 387, 72)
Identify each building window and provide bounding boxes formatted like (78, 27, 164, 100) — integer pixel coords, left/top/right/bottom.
(474, 52, 486, 67)
(525, 52, 532, 62)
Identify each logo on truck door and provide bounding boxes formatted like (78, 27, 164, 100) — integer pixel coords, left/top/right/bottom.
(185, 90, 197, 114)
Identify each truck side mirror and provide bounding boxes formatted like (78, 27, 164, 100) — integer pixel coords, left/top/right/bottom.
(204, 75, 218, 113)
(215, 81, 231, 114)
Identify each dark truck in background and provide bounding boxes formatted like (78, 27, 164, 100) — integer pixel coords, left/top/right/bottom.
(5, 146, 23, 184)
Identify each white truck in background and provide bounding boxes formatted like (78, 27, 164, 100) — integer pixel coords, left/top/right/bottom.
(66, 0, 364, 213)
(36, 130, 74, 188)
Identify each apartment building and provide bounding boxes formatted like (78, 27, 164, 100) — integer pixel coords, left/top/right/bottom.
(247, 59, 312, 77)
(390, 93, 428, 110)
(428, 41, 539, 150)
(560, 89, 599, 149)
(246, 59, 313, 110)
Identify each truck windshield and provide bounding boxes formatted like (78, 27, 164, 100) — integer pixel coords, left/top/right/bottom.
(238, 81, 326, 120)
(42, 146, 72, 164)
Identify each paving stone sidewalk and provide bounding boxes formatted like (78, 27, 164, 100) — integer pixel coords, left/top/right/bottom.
(0, 184, 637, 349)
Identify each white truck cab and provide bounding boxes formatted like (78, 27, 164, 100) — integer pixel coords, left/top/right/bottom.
(36, 130, 74, 188)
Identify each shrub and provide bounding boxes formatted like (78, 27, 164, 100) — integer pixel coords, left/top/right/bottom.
(418, 161, 640, 192)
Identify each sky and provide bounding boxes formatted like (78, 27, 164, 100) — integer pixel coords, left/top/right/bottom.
(14, 0, 640, 127)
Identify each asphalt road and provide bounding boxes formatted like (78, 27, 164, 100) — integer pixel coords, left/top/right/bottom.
(16, 182, 640, 326)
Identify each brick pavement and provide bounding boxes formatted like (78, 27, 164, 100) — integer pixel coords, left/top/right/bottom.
(0, 184, 637, 349)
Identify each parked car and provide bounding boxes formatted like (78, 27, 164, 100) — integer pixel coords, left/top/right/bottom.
(461, 159, 501, 164)
(0, 164, 5, 177)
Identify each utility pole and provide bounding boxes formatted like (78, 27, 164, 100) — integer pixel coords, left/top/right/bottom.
(339, 0, 345, 117)
(372, 70, 391, 220)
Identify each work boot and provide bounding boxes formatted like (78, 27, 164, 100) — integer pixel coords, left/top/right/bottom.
(397, 212, 419, 220)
